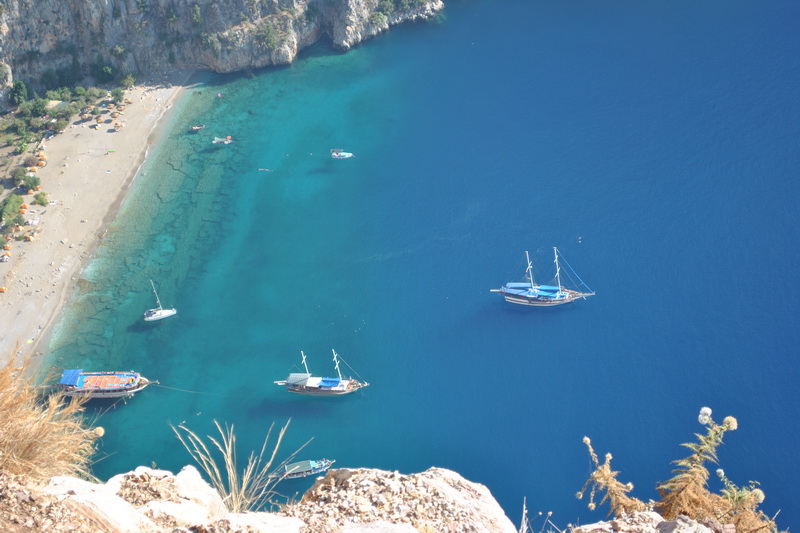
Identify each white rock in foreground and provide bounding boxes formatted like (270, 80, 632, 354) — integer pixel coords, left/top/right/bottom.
(40, 465, 515, 532)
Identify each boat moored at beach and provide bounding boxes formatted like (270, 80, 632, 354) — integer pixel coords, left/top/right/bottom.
(492, 247, 594, 306)
(274, 350, 368, 396)
(330, 149, 354, 159)
(144, 279, 176, 321)
(212, 136, 232, 144)
(273, 459, 335, 479)
(190, 124, 205, 131)
(58, 369, 155, 398)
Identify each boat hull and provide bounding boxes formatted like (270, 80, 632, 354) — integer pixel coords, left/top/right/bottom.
(144, 308, 177, 321)
(58, 372, 154, 399)
(61, 382, 151, 398)
(500, 289, 593, 307)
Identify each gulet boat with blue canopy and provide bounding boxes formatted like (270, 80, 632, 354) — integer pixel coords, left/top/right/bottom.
(58, 369, 155, 398)
(492, 247, 594, 306)
(274, 350, 368, 396)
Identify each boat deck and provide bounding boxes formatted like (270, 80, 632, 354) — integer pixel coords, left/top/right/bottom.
(79, 373, 137, 390)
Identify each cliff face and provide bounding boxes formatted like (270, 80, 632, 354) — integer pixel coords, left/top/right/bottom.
(0, 0, 444, 99)
(0, 465, 517, 532)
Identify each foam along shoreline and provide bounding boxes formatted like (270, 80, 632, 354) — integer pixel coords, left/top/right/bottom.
(0, 70, 194, 366)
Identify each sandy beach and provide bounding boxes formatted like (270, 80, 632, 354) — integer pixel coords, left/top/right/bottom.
(0, 71, 193, 366)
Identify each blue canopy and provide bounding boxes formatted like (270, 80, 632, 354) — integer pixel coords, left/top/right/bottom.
(320, 378, 341, 387)
(538, 285, 561, 292)
(59, 369, 83, 386)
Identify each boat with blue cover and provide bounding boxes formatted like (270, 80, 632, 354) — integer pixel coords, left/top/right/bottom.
(58, 369, 155, 398)
(492, 247, 594, 306)
(273, 458, 335, 479)
(274, 350, 368, 396)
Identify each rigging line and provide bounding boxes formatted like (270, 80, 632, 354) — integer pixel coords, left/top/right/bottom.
(558, 254, 593, 292)
(153, 383, 231, 397)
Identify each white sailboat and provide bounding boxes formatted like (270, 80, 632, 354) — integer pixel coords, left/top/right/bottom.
(492, 247, 594, 306)
(330, 148, 354, 159)
(144, 279, 177, 321)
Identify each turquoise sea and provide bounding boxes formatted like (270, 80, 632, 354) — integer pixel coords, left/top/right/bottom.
(47, 0, 800, 527)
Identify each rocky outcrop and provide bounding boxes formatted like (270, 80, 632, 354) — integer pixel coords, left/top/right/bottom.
(280, 467, 518, 532)
(574, 512, 728, 533)
(0, 465, 515, 532)
(0, 0, 444, 105)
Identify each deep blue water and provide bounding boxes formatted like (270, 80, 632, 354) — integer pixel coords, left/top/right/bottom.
(47, 0, 800, 527)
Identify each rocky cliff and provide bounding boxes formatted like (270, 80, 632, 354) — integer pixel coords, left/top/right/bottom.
(0, 0, 444, 104)
(1, 465, 517, 532)
(0, 465, 736, 533)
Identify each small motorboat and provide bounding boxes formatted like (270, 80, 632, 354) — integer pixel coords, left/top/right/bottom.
(272, 458, 335, 479)
(212, 136, 232, 145)
(190, 124, 206, 131)
(330, 149, 354, 159)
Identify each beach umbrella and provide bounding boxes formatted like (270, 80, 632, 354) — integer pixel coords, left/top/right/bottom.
(21, 204, 27, 209)
(0, 287, 7, 293)
(2, 245, 10, 250)
(4, 252, 10, 257)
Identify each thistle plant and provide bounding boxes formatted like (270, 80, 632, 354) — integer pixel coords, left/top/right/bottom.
(578, 407, 778, 532)
(575, 436, 646, 516)
(655, 407, 737, 519)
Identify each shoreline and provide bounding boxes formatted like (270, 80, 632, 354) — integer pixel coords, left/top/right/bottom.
(0, 70, 195, 367)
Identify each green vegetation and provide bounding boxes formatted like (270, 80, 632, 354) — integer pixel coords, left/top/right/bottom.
(0, 357, 101, 480)
(255, 21, 279, 50)
(191, 4, 203, 26)
(33, 192, 48, 206)
(121, 74, 136, 89)
(370, 12, 388, 26)
(8, 80, 28, 106)
(0, 194, 24, 226)
(22, 174, 40, 191)
(173, 420, 306, 512)
(577, 407, 777, 532)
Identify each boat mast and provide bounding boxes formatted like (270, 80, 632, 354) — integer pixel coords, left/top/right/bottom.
(525, 250, 534, 289)
(300, 351, 310, 374)
(332, 349, 343, 379)
(553, 247, 563, 290)
(150, 279, 162, 309)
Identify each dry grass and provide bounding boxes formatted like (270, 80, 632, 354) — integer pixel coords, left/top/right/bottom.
(0, 356, 101, 481)
(172, 419, 308, 513)
(578, 407, 778, 533)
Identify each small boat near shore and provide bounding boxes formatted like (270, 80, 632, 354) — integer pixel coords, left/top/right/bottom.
(212, 136, 232, 145)
(144, 279, 176, 321)
(330, 148, 354, 159)
(58, 369, 155, 398)
(190, 124, 206, 131)
(492, 247, 594, 306)
(273, 459, 335, 479)
(274, 350, 368, 396)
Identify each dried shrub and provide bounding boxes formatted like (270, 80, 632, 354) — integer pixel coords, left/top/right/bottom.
(579, 407, 778, 533)
(0, 356, 101, 481)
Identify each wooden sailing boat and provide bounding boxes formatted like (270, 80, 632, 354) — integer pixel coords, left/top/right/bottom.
(58, 369, 156, 399)
(274, 350, 368, 396)
(144, 279, 177, 321)
(492, 247, 594, 306)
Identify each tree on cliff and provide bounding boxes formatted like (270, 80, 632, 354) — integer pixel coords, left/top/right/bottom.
(9, 80, 29, 107)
